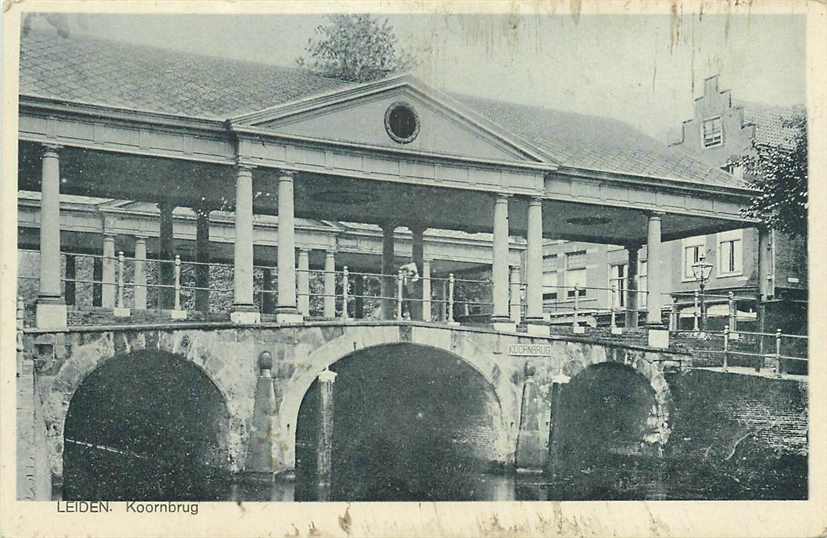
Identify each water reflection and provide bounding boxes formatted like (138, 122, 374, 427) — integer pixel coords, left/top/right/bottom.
(58, 451, 806, 501)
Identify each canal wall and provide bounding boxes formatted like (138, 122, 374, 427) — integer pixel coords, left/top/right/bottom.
(665, 369, 808, 461)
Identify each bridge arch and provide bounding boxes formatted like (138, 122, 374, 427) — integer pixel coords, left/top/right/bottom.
(41, 331, 249, 481)
(278, 326, 520, 471)
(559, 348, 673, 452)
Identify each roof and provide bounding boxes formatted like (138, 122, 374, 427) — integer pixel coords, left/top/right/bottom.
(20, 29, 739, 189)
(20, 29, 354, 118)
(737, 100, 805, 150)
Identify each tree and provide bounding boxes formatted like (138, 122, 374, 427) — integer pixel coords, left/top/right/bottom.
(738, 112, 808, 240)
(297, 15, 415, 82)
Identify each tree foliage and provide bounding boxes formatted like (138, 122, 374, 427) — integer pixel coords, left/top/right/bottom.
(297, 15, 415, 82)
(738, 112, 808, 240)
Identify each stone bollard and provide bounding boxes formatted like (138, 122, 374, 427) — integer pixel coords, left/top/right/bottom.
(245, 352, 279, 479)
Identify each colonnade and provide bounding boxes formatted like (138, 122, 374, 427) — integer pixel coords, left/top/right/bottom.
(32, 144, 667, 330)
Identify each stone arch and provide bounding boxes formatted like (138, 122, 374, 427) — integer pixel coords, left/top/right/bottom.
(560, 346, 672, 448)
(278, 326, 519, 470)
(42, 330, 247, 479)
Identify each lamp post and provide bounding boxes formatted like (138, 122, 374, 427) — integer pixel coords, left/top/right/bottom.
(691, 255, 713, 332)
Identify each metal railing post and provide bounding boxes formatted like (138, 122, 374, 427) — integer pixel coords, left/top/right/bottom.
(670, 296, 679, 331)
(728, 291, 737, 336)
(117, 251, 125, 308)
(342, 266, 350, 320)
(572, 286, 579, 330)
(174, 255, 182, 311)
(776, 328, 783, 377)
(723, 324, 729, 371)
(448, 273, 456, 324)
(610, 285, 617, 331)
(397, 269, 404, 320)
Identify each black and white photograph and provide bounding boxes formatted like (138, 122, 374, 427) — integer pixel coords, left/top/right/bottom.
(3, 1, 824, 536)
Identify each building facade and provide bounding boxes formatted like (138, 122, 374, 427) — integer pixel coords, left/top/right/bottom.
(539, 75, 807, 334)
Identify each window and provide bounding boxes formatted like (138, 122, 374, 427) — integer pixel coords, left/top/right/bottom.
(566, 268, 587, 298)
(723, 163, 744, 180)
(609, 264, 626, 308)
(542, 271, 558, 301)
(566, 250, 587, 269)
(702, 116, 723, 148)
(718, 230, 743, 275)
(384, 102, 420, 143)
(683, 243, 704, 280)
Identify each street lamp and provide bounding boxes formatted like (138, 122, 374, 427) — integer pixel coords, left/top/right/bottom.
(691, 255, 713, 331)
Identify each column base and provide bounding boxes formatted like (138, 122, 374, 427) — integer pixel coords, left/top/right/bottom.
(647, 328, 670, 349)
(275, 307, 304, 324)
(491, 317, 517, 333)
(231, 304, 261, 324)
(113, 307, 131, 318)
(169, 309, 188, 320)
(525, 320, 549, 336)
(610, 326, 623, 335)
(572, 325, 586, 334)
(36, 300, 66, 330)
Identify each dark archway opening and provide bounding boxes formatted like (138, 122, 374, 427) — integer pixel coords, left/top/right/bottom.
(295, 343, 506, 501)
(548, 362, 662, 500)
(62, 351, 230, 501)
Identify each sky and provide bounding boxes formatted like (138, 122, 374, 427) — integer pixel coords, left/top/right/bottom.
(26, 12, 806, 139)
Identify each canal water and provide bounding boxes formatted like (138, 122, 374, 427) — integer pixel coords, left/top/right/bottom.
(59, 442, 806, 501)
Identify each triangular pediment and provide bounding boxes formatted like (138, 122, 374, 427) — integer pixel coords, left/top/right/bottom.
(231, 75, 553, 165)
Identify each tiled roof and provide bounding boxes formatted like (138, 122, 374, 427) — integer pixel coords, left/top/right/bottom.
(737, 100, 804, 150)
(452, 94, 740, 188)
(20, 30, 739, 189)
(20, 30, 354, 118)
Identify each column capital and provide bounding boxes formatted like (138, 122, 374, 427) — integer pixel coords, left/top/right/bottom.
(41, 143, 63, 156)
(134, 234, 148, 242)
(527, 195, 543, 206)
(278, 169, 298, 180)
(235, 161, 256, 171)
(325, 248, 336, 256)
(495, 193, 512, 202)
(318, 369, 338, 384)
(647, 210, 665, 219)
(297, 246, 311, 254)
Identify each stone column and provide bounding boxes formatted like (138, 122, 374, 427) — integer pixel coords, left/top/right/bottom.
(317, 369, 337, 487)
(230, 165, 259, 323)
(36, 144, 66, 328)
(525, 197, 544, 334)
(101, 234, 116, 308)
(297, 248, 311, 316)
(194, 205, 212, 314)
(133, 236, 147, 309)
(509, 264, 522, 324)
(276, 170, 301, 323)
(516, 369, 551, 471)
(245, 352, 278, 477)
(646, 212, 664, 326)
(158, 201, 177, 309)
(64, 254, 76, 306)
(410, 224, 427, 321)
(323, 250, 336, 319)
(625, 244, 640, 328)
(422, 259, 432, 322)
(380, 223, 396, 320)
(491, 194, 514, 331)
(546, 374, 571, 477)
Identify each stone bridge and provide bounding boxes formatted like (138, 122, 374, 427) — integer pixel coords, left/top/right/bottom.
(19, 320, 689, 497)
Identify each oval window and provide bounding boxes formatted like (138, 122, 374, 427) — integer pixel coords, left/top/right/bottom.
(384, 102, 420, 143)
